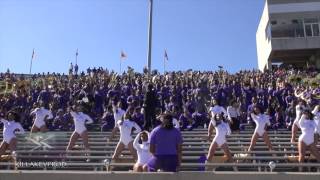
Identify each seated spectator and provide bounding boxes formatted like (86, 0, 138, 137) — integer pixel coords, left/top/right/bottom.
(147, 114, 183, 172)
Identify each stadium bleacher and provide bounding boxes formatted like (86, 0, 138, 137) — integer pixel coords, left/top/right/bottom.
(1, 125, 320, 172)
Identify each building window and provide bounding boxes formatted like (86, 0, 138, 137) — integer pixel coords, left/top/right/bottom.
(305, 24, 313, 36)
(304, 18, 320, 37)
(271, 19, 304, 38)
(313, 24, 320, 36)
(270, 18, 320, 38)
(292, 19, 305, 37)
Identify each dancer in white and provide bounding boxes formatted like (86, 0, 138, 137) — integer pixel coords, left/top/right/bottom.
(207, 113, 233, 163)
(297, 110, 320, 163)
(113, 101, 126, 124)
(209, 99, 227, 118)
(0, 111, 25, 157)
(108, 101, 126, 141)
(291, 100, 307, 143)
(312, 105, 320, 144)
(112, 113, 141, 162)
(30, 101, 53, 133)
(66, 103, 93, 152)
(248, 106, 273, 152)
(133, 131, 152, 172)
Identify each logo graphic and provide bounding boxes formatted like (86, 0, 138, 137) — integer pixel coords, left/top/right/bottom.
(25, 134, 54, 151)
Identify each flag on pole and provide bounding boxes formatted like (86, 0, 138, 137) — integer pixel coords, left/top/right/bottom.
(164, 49, 169, 61)
(120, 50, 127, 60)
(29, 48, 36, 74)
(76, 48, 79, 57)
(31, 49, 35, 60)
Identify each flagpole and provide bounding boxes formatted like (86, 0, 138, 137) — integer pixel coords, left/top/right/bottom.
(29, 58, 33, 74)
(75, 49, 78, 65)
(29, 49, 34, 74)
(163, 54, 166, 74)
(147, 0, 153, 75)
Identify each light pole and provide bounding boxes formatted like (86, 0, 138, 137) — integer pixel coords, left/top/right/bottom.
(147, 0, 153, 75)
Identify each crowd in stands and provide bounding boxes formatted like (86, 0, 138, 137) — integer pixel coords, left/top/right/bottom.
(1, 65, 320, 172)
(0, 65, 319, 133)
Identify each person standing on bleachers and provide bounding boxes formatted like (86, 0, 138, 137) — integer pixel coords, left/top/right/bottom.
(0, 110, 25, 158)
(248, 106, 273, 152)
(297, 110, 320, 164)
(66, 102, 93, 161)
(132, 107, 144, 130)
(100, 106, 115, 132)
(246, 97, 263, 126)
(209, 99, 227, 120)
(37, 86, 51, 108)
(107, 100, 126, 141)
(147, 114, 183, 172)
(111, 112, 141, 162)
(227, 100, 241, 133)
(69, 62, 73, 75)
(74, 64, 79, 75)
(30, 101, 53, 133)
(312, 105, 320, 144)
(285, 102, 296, 130)
(206, 113, 234, 165)
(143, 84, 158, 131)
(291, 99, 307, 143)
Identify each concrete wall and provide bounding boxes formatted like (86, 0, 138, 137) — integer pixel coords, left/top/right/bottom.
(1, 171, 320, 180)
(272, 37, 320, 50)
(269, 2, 320, 14)
(269, 0, 320, 5)
(270, 11, 320, 21)
(256, 0, 272, 71)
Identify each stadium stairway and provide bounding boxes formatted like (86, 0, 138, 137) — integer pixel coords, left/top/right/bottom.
(0, 127, 320, 172)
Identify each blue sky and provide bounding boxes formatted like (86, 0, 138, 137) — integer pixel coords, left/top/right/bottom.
(0, 0, 265, 74)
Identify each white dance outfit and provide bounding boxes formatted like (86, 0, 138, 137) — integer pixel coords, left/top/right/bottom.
(133, 133, 152, 166)
(70, 111, 93, 135)
(209, 105, 227, 118)
(210, 119, 231, 147)
(298, 115, 317, 146)
(30, 107, 53, 128)
(293, 104, 306, 127)
(0, 119, 25, 144)
(117, 119, 141, 147)
(251, 113, 270, 136)
(312, 106, 320, 135)
(112, 106, 125, 127)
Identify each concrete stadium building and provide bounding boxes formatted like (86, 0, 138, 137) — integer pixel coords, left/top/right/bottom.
(256, 0, 320, 71)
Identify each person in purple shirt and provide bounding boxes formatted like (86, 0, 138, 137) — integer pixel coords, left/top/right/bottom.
(147, 114, 183, 172)
(184, 96, 196, 114)
(101, 106, 115, 132)
(37, 87, 51, 107)
(242, 83, 257, 109)
(273, 106, 285, 129)
(52, 109, 71, 131)
(132, 107, 144, 129)
(179, 108, 192, 131)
